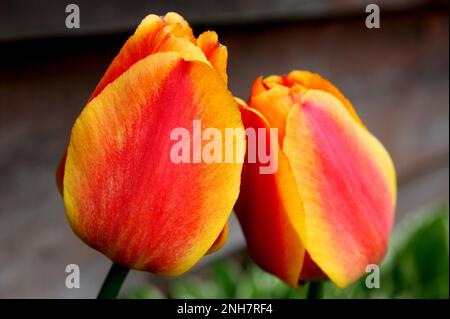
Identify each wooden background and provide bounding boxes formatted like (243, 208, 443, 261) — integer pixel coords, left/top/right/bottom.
(0, 0, 448, 298)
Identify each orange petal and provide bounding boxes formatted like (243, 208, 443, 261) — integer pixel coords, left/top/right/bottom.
(207, 222, 229, 254)
(90, 13, 209, 101)
(283, 89, 396, 288)
(248, 83, 294, 144)
(63, 52, 244, 275)
(299, 251, 327, 283)
(249, 76, 266, 97)
(162, 12, 196, 42)
(55, 151, 67, 195)
(285, 71, 364, 126)
(235, 106, 306, 287)
(56, 13, 213, 191)
(197, 31, 228, 84)
(263, 75, 285, 87)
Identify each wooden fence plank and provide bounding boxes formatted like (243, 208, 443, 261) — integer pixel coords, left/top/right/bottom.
(0, 0, 447, 41)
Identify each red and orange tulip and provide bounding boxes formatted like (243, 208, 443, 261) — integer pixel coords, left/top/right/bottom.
(235, 71, 396, 288)
(58, 11, 396, 292)
(56, 13, 244, 275)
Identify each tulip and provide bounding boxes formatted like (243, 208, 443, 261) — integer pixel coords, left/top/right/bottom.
(235, 71, 396, 288)
(56, 12, 244, 285)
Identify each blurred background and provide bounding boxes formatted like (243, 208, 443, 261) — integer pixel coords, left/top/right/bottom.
(0, 0, 448, 298)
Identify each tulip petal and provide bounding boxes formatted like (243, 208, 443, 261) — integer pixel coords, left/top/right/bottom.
(90, 13, 210, 100)
(248, 84, 294, 144)
(250, 76, 267, 97)
(207, 222, 229, 254)
(283, 89, 396, 287)
(56, 13, 219, 194)
(285, 71, 364, 126)
(64, 52, 244, 275)
(299, 252, 327, 282)
(235, 106, 306, 286)
(197, 31, 228, 84)
(56, 151, 66, 195)
(162, 12, 196, 42)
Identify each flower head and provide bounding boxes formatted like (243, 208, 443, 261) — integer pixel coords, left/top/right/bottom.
(236, 71, 396, 288)
(57, 13, 244, 275)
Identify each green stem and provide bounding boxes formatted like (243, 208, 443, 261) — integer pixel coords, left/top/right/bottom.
(97, 263, 130, 299)
(307, 281, 322, 299)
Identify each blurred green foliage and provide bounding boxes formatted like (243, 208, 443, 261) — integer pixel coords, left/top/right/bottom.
(126, 204, 449, 299)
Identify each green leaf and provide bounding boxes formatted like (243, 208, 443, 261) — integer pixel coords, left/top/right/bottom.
(380, 204, 449, 298)
(210, 259, 242, 298)
(170, 278, 220, 299)
(125, 285, 165, 299)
